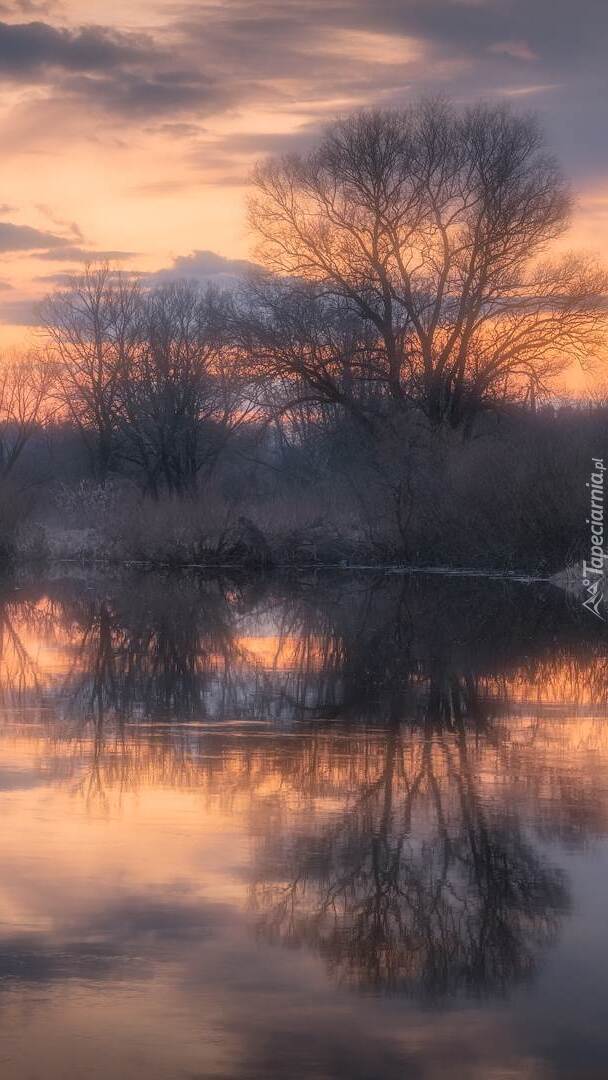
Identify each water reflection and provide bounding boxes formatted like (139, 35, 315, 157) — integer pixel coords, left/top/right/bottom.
(1, 571, 608, 1077)
(251, 725, 569, 999)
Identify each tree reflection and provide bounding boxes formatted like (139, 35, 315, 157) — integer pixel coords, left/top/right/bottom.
(250, 695, 569, 1000)
(2, 571, 608, 998)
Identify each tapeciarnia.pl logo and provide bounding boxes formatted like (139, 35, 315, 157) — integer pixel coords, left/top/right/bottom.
(582, 457, 606, 620)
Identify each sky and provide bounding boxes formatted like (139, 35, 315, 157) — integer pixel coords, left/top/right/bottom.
(0, 0, 607, 349)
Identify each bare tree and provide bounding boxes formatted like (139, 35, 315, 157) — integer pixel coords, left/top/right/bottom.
(117, 281, 244, 496)
(0, 351, 50, 481)
(249, 101, 608, 432)
(41, 264, 142, 482)
(238, 277, 383, 433)
(0, 351, 53, 556)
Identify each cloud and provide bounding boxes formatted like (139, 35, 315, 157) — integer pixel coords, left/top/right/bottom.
(147, 121, 205, 139)
(0, 0, 600, 146)
(0, 20, 148, 76)
(131, 0, 600, 192)
(186, 127, 322, 186)
(206, 129, 319, 158)
(0, 221, 64, 251)
(1, 1, 60, 12)
(34, 245, 138, 262)
(0, 19, 227, 122)
(171, 0, 608, 107)
(33, 271, 80, 284)
(151, 248, 260, 287)
(8, 251, 260, 328)
(0, 296, 42, 324)
(501, 83, 561, 97)
(0, 1, 607, 133)
(34, 204, 83, 242)
(61, 69, 228, 120)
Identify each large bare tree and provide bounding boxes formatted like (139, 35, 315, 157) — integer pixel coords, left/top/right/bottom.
(249, 101, 608, 432)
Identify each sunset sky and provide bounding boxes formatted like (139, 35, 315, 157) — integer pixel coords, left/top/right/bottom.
(1, 0, 607, 349)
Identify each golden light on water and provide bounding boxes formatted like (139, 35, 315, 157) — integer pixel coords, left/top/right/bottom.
(2, 575, 608, 1078)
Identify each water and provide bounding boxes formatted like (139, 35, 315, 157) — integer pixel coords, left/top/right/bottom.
(1, 570, 608, 1079)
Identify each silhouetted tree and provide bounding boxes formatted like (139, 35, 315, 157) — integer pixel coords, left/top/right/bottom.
(0, 352, 50, 481)
(117, 281, 243, 495)
(249, 101, 608, 433)
(41, 264, 142, 482)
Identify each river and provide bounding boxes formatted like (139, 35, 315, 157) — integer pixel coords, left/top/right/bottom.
(0, 570, 607, 1079)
